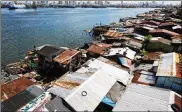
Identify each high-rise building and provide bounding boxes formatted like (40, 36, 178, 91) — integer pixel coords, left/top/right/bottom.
(98, 1, 103, 5)
(65, 1, 69, 5)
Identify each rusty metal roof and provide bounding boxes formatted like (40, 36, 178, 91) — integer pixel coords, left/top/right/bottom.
(104, 30, 123, 38)
(143, 52, 163, 61)
(1, 77, 35, 101)
(53, 49, 80, 65)
(132, 70, 156, 85)
(87, 43, 112, 55)
(149, 29, 180, 36)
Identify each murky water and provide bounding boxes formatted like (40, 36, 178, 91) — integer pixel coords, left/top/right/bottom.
(1, 8, 155, 65)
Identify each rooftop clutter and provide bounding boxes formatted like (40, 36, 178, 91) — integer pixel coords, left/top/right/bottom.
(1, 8, 182, 112)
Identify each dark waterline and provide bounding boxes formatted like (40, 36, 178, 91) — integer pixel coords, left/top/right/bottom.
(1, 8, 155, 66)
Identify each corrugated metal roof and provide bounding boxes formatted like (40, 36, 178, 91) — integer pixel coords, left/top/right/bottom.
(113, 83, 181, 111)
(143, 52, 163, 61)
(48, 57, 130, 100)
(45, 96, 72, 111)
(156, 53, 181, 79)
(149, 29, 180, 36)
(97, 57, 129, 71)
(132, 70, 156, 85)
(47, 69, 97, 98)
(53, 49, 80, 65)
(1, 77, 35, 101)
(36, 45, 65, 59)
(141, 20, 161, 25)
(104, 47, 136, 60)
(135, 63, 153, 71)
(150, 37, 171, 45)
(84, 58, 130, 85)
(87, 43, 112, 55)
(126, 39, 143, 49)
(104, 30, 123, 38)
(159, 22, 178, 26)
(65, 70, 117, 111)
(1, 85, 45, 112)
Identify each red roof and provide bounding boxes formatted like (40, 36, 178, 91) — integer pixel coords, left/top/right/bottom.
(87, 43, 112, 55)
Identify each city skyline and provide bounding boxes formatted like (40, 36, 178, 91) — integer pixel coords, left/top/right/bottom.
(2, 1, 181, 5)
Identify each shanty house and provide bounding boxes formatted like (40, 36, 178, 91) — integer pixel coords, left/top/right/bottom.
(53, 49, 81, 72)
(147, 37, 173, 52)
(149, 29, 180, 40)
(36, 45, 65, 72)
(155, 53, 182, 95)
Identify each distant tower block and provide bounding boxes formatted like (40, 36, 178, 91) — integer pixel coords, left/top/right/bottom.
(59, 1, 63, 4)
(121, 0, 123, 6)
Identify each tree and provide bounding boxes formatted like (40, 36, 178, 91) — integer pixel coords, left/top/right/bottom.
(142, 35, 152, 49)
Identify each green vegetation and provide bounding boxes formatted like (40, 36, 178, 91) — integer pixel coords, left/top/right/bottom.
(144, 35, 152, 42)
(142, 35, 152, 50)
(140, 49, 148, 56)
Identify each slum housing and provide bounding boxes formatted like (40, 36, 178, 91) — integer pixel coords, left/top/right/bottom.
(1, 8, 182, 112)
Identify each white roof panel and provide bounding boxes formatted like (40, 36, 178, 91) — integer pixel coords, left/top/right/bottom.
(113, 83, 179, 111)
(156, 53, 176, 77)
(65, 70, 116, 111)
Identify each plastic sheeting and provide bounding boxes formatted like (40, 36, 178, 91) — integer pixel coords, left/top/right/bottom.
(101, 96, 116, 107)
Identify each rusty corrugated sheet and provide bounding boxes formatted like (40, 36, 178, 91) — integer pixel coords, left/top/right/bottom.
(104, 30, 123, 38)
(87, 43, 112, 55)
(176, 54, 182, 79)
(132, 70, 155, 86)
(1, 77, 35, 101)
(53, 49, 80, 64)
(143, 52, 163, 61)
(175, 95, 182, 109)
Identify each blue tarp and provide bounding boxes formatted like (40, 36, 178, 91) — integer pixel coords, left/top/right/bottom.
(101, 96, 116, 107)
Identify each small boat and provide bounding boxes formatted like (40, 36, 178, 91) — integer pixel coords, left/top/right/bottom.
(8, 4, 26, 10)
